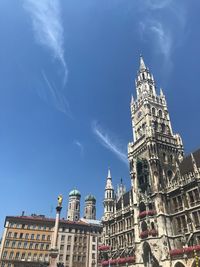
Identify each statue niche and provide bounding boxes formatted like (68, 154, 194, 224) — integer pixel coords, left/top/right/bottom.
(136, 159, 151, 194)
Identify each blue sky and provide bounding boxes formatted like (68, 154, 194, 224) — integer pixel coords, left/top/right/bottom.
(0, 0, 200, 233)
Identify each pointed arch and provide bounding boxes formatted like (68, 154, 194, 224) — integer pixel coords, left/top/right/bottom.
(174, 262, 186, 267)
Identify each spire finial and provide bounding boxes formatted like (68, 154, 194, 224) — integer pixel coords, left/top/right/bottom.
(107, 168, 111, 179)
(140, 54, 146, 71)
(131, 94, 134, 104)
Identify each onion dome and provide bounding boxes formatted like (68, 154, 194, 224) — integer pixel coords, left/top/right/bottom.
(85, 194, 96, 202)
(69, 189, 81, 197)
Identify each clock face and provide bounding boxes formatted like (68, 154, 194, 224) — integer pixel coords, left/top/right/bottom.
(137, 111, 142, 119)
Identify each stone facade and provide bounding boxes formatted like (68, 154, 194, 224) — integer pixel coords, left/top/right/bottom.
(101, 57, 200, 267)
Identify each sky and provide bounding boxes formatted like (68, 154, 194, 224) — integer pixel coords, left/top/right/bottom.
(0, 0, 200, 234)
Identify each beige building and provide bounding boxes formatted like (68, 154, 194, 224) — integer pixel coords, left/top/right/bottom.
(100, 57, 200, 267)
(0, 191, 102, 267)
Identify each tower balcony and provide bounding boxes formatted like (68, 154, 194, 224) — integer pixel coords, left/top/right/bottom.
(138, 210, 156, 218)
(139, 229, 158, 239)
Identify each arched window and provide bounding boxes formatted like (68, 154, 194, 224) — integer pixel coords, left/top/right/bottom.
(151, 222, 155, 230)
(159, 110, 162, 117)
(152, 107, 155, 115)
(141, 221, 148, 232)
(167, 170, 173, 180)
(161, 123, 166, 133)
(139, 202, 146, 212)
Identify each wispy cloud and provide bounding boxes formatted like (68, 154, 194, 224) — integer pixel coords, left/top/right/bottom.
(74, 140, 84, 156)
(23, 0, 67, 84)
(92, 122, 128, 166)
(138, 0, 186, 70)
(139, 20, 172, 66)
(41, 70, 71, 116)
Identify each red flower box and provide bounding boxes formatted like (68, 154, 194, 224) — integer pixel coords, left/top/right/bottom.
(149, 229, 158, 236)
(99, 245, 110, 251)
(101, 257, 135, 266)
(139, 210, 156, 218)
(140, 230, 149, 238)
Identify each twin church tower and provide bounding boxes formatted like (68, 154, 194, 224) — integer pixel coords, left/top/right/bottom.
(66, 189, 96, 221)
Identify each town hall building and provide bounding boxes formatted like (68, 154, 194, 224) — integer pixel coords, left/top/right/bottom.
(100, 57, 200, 267)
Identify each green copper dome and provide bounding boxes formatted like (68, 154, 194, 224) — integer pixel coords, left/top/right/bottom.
(69, 189, 81, 197)
(85, 194, 96, 202)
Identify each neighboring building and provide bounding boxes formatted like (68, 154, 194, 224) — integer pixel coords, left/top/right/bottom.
(0, 191, 102, 267)
(0, 214, 53, 267)
(101, 56, 200, 267)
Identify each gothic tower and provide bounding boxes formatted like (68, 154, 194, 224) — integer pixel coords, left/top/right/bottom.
(103, 169, 115, 221)
(67, 189, 81, 221)
(84, 194, 96, 220)
(128, 56, 184, 266)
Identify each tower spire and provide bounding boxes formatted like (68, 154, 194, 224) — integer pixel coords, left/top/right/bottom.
(139, 54, 146, 71)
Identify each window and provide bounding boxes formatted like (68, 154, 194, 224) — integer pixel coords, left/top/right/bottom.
(60, 245, 64, 251)
(15, 252, 20, 259)
(42, 234, 45, 241)
(45, 254, 48, 262)
(67, 245, 70, 251)
(39, 254, 43, 261)
(35, 243, 39, 249)
(20, 233, 23, 238)
(92, 236, 96, 242)
(3, 251, 7, 259)
(188, 191, 195, 204)
(41, 243, 44, 250)
(33, 254, 37, 261)
(78, 256, 81, 261)
(92, 253, 95, 259)
(67, 235, 71, 242)
(66, 255, 70, 261)
(9, 251, 14, 259)
(27, 253, 31, 260)
(36, 234, 40, 240)
(17, 242, 22, 248)
(59, 254, 63, 261)
(7, 232, 12, 238)
(61, 235, 65, 241)
(14, 232, 17, 238)
(24, 242, 28, 249)
(92, 245, 96, 250)
(29, 243, 33, 249)
(25, 233, 29, 239)
(46, 244, 49, 250)
(47, 235, 51, 241)
(11, 241, 16, 248)
(5, 240, 10, 247)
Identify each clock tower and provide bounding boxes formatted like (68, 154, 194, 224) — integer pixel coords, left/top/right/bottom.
(128, 56, 184, 266)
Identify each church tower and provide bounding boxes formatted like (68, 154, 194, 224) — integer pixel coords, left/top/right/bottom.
(128, 56, 184, 266)
(84, 194, 96, 220)
(67, 189, 81, 221)
(103, 169, 115, 221)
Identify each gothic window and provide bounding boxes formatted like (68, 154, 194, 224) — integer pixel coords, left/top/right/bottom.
(188, 191, 195, 204)
(139, 202, 146, 212)
(194, 189, 200, 201)
(152, 107, 155, 115)
(167, 170, 173, 180)
(158, 110, 162, 117)
(141, 221, 147, 232)
(161, 123, 166, 133)
(151, 222, 155, 230)
(163, 153, 167, 162)
(142, 73, 145, 80)
(192, 211, 200, 227)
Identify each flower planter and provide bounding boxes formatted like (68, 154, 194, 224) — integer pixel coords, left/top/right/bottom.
(99, 245, 111, 251)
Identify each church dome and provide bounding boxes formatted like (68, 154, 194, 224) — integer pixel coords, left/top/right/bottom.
(69, 189, 81, 197)
(85, 194, 96, 202)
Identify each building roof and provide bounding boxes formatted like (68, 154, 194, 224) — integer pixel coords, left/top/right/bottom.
(179, 148, 200, 175)
(81, 218, 102, 226)
(69, 189, 81, 197)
